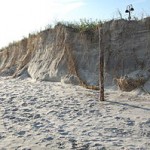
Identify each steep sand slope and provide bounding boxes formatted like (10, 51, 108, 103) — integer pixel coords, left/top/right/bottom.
(0, 18, 150, 88)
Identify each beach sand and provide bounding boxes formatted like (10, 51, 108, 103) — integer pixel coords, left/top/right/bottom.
(0, 77, 150, 150)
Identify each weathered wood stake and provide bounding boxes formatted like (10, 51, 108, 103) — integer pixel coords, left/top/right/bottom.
(99, 27, 105, 101)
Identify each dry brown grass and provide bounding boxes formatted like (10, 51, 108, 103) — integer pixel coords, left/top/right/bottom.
(115, 77, 146, 91)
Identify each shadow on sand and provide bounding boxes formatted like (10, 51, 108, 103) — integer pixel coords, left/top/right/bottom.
(105, 100, 150, 112)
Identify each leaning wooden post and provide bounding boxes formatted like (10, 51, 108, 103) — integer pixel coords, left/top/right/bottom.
(99, 27, 105, 101)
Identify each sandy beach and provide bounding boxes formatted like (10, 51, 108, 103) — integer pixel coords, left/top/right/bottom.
(0, 77, 150, 150)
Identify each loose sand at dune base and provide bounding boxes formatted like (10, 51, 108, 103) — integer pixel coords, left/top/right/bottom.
(0, 77, 150, 150)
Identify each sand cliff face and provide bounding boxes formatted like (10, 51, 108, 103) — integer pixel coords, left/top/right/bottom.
(0, 18, 150, 87)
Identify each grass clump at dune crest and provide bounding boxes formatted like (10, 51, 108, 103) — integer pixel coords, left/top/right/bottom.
(47, 18, 103, 32)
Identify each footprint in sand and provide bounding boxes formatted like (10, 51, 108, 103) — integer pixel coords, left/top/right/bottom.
(17, 131, 26, 136)
(58, 129, 69, 135)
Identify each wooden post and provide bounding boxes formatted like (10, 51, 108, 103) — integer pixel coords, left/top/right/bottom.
(99, 27, 105, 101)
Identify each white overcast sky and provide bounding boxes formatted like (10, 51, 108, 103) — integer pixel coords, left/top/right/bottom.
(0, 0, 150, 48)
(0, 0, 85, 48)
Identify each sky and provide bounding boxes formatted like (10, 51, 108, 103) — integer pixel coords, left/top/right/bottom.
(0, 0, 150, 49)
